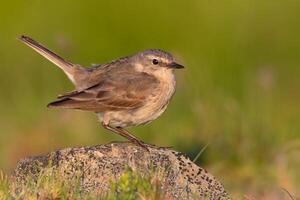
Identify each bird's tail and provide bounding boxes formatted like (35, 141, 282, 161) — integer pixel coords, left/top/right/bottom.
(19, 35, 88, 88)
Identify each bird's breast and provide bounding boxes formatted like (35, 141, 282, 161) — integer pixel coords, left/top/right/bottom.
(138, 72, 176, 123)
(100, 71, 176, 127)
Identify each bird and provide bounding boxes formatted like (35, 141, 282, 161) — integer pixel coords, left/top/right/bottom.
(19, 35, 184, 150)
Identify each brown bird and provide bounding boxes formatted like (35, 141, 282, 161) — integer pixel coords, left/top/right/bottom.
(19, 35, 184, 150)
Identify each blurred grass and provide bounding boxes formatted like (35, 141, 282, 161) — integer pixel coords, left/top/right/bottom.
(0, 0, 299, 198)
(0, 167, 167, 200)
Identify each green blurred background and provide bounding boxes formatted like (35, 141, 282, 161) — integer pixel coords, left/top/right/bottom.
(0, 0, 299, 198)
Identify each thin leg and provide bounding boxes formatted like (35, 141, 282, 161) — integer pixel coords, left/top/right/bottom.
(102, 122, 149, 151)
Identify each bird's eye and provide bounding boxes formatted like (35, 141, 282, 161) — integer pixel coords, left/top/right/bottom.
(152, 59, 159, 65)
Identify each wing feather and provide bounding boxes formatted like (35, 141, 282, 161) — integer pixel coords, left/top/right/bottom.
(48, 72, 159, 112)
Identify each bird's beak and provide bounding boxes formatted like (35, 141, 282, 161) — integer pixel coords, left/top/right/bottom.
(167, 62, 184, 69)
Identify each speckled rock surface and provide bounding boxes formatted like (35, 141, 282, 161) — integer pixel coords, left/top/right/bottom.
(12, 142, 230, 199)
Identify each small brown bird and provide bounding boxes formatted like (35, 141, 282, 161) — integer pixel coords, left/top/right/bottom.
(19, 35, 184, 150)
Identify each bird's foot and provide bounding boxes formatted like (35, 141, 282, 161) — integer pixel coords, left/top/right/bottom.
(129, 139, 150, 152)
(131, 141, 173, 150)
(145, 143, 173, 150)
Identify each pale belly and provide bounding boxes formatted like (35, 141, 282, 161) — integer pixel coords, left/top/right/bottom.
(97, 75, 176, 127)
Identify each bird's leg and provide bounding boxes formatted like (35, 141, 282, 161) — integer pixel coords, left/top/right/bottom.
(101, 122, 149, 151)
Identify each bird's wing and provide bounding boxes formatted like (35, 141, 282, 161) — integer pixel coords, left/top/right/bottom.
(47, 72, 160, 112)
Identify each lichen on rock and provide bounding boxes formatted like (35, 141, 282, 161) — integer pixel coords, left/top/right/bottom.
(11, 142, 230, 199)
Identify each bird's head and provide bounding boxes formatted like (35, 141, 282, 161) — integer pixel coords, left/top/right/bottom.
(131, 49, 184, 74)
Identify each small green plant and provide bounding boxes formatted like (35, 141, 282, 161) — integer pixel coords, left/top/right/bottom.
(108, 167, 165, 200)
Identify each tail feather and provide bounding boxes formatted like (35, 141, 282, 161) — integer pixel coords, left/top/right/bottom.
(47, 98, 102, 112)
(19, 35, 87, 87)
(47, 98, 85, 109)
(47, 98, 74, 108)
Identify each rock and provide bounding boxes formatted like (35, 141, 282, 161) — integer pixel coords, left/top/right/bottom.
(11, 142, 230, 199)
